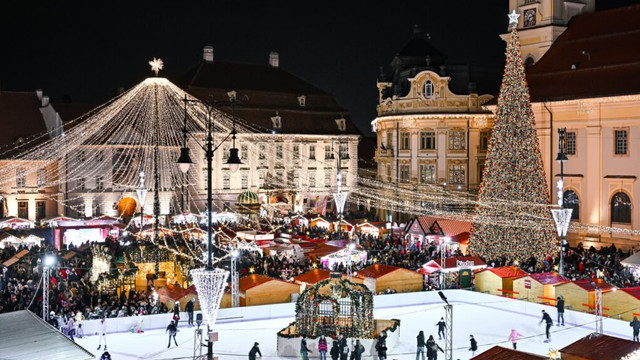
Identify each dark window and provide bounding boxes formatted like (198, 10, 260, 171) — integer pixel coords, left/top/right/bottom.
(36, 201, 46, 221)
(563, 190, 579, 220)
(611, 192, 631, 224)
(18, 201, 28, 219)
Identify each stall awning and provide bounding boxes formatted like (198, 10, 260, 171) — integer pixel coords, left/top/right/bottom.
(622, 252, 640, 267)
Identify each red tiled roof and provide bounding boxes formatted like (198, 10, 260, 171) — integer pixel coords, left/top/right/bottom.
(621, 287, 640, 301)
(527, 5, 640, 101)
(479, 266, 528, 279)
(471, 346, 546, 360)
(294, 269, 331, 284)
(571, 279, 616, 292)
(413, 216, 472, 243)
(516, 272, 569, 286)
(560, 333, 640, 359)
(358, 264, 405, 279)
(239, 274, 296, 291)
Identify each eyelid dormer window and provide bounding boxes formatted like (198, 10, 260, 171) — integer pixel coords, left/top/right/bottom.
(424, 80, 434, 99)
(271, 114, 282, 129)
(335, 117, 346, 131)
(297, 95, 306, 107)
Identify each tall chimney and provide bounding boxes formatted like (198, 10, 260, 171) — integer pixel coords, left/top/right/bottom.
(41, 96, 50, 107)
(269, 51, 279, 68)
(36, 89, 43, 100)
(203, 45, 214, 62)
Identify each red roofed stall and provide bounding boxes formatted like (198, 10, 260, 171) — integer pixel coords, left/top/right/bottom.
(512, 272, 569, 303)
(474, 266, 528, 296)
(555, 279, 616, 314)
(559, 333, 640, 360)
(358, 264, 423, 294)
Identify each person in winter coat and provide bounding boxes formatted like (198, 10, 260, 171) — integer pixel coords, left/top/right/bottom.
(330, 340, 340, 360)
(300, 336, 312, 360)
(185, 298, 195, 327)
(249, 342, 262, 360)
(47, 311, 59, 329)
(426, 335, 443, 360)
(352, 339, 365, 360)
(630, 316, 640, 342)
(539, 310, 553, 343)
(375, 331, 387, 360)
(97, 316, 107, 351)
(173, 302, 181, 323)
(556, 296, 565, 326)
(339, 334, 349, 360)
(166, 320, 179, 348)
(66, 316, 76, 342)
(416, 330, 426, 360)
(468, 335, 478, 356)
(99, 351, 111, 360)
(508, 329, 524, 349)
(436, 318, 446, 340)
(318, 335, 328, 360)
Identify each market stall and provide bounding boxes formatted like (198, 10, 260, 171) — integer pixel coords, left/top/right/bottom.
(474, 266, 528, 296)
(0, 217, 34, 230)
(320, 247, 367, 271)
(358, 264, 423, 294)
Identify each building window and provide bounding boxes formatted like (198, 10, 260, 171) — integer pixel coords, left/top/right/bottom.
(223, 173, 230, 190)
(479, 130, 490, 151)
(223, 145, 230, 161)
(615, 129, 628, 155)
(36, 201, 46, 221)
(78, 178, 86, 191)
(449, 130, 466, 150)
(309, 172, 316, 188)
(241, 145, 248, 161)
(424, 80, 434, 99)
(96, 176, 104, 190)
(259, 144, 266, 160)
(309, 145, 316, 160)
(339, 143, 348, 159)
(611, 192, 631, 224)
(37, 169, 47, 187)
(386, 131, 393, 150)
(566, 131, 576, 155)
(271, 115, 282, 129)
(478, 161, 486, 184)
(448, 164, 465, 184)
(420, 131, 436, 150)
(325, 171, 332, 187)
(258, 170, 265, 188)
(400, 132, 410, 150)
(297, 95, 306, 107)
(293, 144, 300, 160)
(276, 144, 283, 159)
(16, 168, 26, 188)
(241, 173, 248, 189)
(386, 165, 392, 182)
(276, 170, 284, 186)
(563, 190, 579, 220)
(400, 165, 410, 183)
(18, 201, 28, 219)
(293, 171, 299, 187)
(420, 164, 436, 183)
(325, 145, 332, 160)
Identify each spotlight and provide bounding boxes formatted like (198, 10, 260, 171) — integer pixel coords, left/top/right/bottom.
(438, 291, 449, 305)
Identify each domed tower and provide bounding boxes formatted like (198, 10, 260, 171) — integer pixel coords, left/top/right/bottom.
(236, 190, 261, 225)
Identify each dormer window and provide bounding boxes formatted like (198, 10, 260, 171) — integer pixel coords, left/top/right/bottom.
(424, 80, 434, 99)
(335, 117, 346, 131)
(297, 95, 306, 107)
(271, 114, 282, 129)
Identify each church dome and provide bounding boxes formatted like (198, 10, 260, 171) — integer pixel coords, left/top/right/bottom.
(237, 190, 259, 205)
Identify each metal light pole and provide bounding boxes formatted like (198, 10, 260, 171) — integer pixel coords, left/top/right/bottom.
(595, 287, 603, 334)
(177, 92, 242, 360)
(553, 128, 570, 276)
(438, 291, 453, 360)
(42, 254, 56, 320)
(231, 249, 239, 308)
(136, 171, 148, 238)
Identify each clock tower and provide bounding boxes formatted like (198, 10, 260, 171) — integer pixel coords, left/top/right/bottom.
(503, 0, 595, 66)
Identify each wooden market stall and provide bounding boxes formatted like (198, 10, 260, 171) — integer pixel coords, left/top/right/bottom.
(512, 272, 569, 303)
(354, 220, 383, 237)
(358, 264, 423, 294)
(559, 332, 640, 360)
(310, 216, 330, 230)
(156, 284, 200, 311)
(470, 346, 547, 360)
(294, 269, 331, 287)
(474, 266, 528, 296)
(239, 274, 300, 307)
(554, 279, 616, 313)
(602, 286, 640, 321)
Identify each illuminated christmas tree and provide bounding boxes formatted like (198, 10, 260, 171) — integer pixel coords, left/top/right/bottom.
(469, 13, 556, 262)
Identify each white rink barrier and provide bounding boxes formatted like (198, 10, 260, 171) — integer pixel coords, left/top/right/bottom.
(276, 329, 400, 358)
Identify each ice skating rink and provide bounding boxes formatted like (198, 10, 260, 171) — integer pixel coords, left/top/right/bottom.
(75, 290, 633, 359)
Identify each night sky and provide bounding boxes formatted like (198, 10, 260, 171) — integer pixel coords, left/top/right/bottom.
(1, 1, 638, 135)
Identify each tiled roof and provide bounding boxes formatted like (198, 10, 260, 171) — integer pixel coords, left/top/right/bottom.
(560, 333, 640, 359)
(306, 243, 342, 257)
(358, 264, 406, 279)
(0, 91, 48, 154)
(293, 269, 331, 284)
(53, 102, 97, 122)
(570, 279, 616, 292)
(470, 346, 546, 360)
(156, 284, 197, 301)
(527, 5, 640, 101)
(517, 272, 569, 286)
(478, 266, 528, 279)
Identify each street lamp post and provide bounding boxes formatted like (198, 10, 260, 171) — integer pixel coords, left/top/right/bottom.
(136, 171, 148, 238)
(177, 92, 243, 360)
(553, 128, 570, 276)
(438, 291, 453, 360)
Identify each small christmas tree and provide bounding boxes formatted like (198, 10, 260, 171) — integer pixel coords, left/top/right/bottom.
(469, 12, 556, 262)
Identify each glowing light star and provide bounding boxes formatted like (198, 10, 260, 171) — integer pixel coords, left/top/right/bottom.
(508, 10, 520, 26)
(148, 58, 164, 76)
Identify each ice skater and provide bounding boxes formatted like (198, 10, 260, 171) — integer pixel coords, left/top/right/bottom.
(249, 342, 262, 360)
(339, 334, 349, 360)
(631, 316, 640, 342)
(352, 339, 365, 360)
(330, 339, 340, 360)
(468, 335, 478, 356)
(300, 335, 312, 360)
(318, 335, 328, 360)
(185, 298, 195, 327)
(436, 317, 446, 340)
(416, 330, 426, 360)
(375, 331, 387, 360)
(556, 296, 565, 326)
(539, 309, 553, 343)
(508, 329, 524, 349)
(97, 316, 108, 351)
(166, 320, 179, 348)
(426, 335, 443, 360)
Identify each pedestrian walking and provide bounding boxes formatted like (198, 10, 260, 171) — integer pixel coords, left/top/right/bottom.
(339, 334, 349, 360)
(539, 309, 553, 343)
(631, 316, 640, 342)
(436, 318, 446, 340)
(375, 331, 387, 360)
(556, 296, 565, 326)
(97, 316, 108, 351)
(426, 335, 443, 360)
(249, 342, 262, 360)
(330, 340, 340, 360)
(508, 329, 524, 349)
(318, 335, 328, 360)
(352, 339, 365, 360)
(166, 320, 179, 348)
(300, 336, 312, 360)
(416, 330, 426, 360)
(468, 335, 478, 356)
(185, 298, 195, 327)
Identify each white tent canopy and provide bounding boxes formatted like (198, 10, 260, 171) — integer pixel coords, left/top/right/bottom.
(621, 252, 640, 267)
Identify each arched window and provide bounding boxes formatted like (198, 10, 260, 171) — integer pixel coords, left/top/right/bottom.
(611, 192, 631, 224)
(563, 190, 579, 220)
(424, 80, 434, 99)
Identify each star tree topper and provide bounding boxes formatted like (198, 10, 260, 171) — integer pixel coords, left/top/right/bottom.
(508, 10, 520, 26)
(148, 58, 164, 76)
